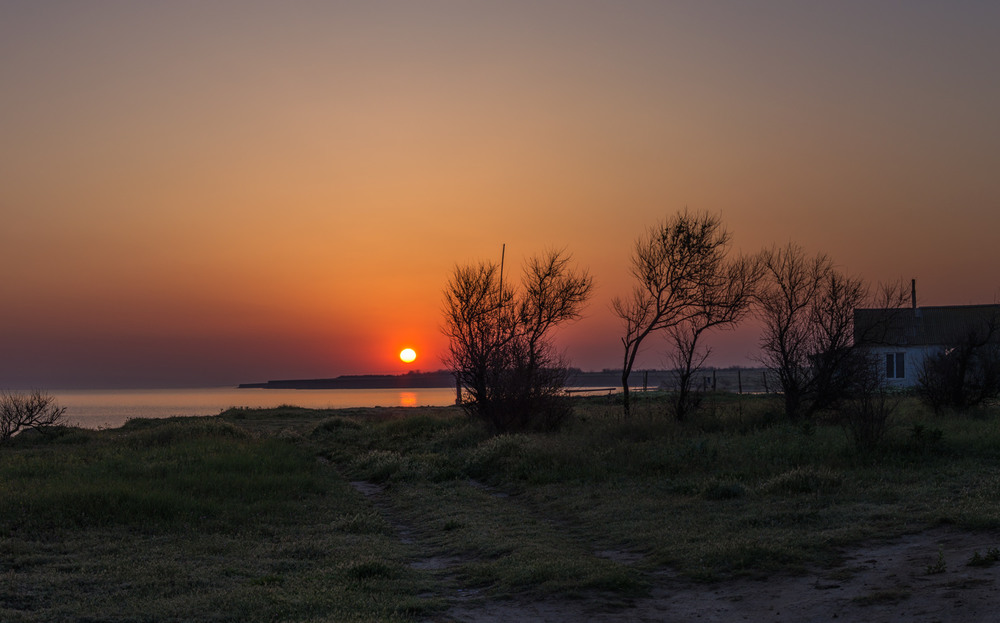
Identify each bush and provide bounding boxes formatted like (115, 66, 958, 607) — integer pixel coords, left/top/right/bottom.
(830, 354, 902, 452)
(917, 335, 1000, 414)
(0, 390, 66, 443)
(443, 250, 592, 433)
(759, 466, 843, 495)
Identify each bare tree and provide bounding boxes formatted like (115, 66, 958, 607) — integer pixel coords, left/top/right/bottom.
(443, 260, 509, 416)
(613, 210, 731, 417)
(0, 390, 67, 443)
(667, 252, 763, 420)
(757, 243, 907, 421)
(443, 249, 592, 432)
(756, 244, 831, 421)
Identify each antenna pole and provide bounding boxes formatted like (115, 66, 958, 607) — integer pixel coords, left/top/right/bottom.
(499, 243, 506, 308)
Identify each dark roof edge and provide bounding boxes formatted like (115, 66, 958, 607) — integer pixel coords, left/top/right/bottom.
(855, 303, 1000, 313)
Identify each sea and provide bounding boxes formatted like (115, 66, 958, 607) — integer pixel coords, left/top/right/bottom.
(51, 387, 460, 431)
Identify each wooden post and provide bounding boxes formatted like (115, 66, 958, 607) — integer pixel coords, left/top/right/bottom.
(763, 371, 769, 393)
(712, 369, 717, 391)
(643, 370, 648, 392)
(455, 375, 462, 405)
(737, 368, 742, 395)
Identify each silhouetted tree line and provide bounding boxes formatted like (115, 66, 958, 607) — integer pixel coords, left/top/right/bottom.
(443, 209, 997, 438)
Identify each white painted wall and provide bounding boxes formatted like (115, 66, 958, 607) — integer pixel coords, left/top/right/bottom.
(864, 345, 941, 388)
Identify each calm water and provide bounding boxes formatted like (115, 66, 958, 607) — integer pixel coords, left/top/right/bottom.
(52, 387, 459, 430)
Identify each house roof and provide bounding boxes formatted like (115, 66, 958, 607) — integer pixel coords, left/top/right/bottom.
(854, 304, 1000, 347)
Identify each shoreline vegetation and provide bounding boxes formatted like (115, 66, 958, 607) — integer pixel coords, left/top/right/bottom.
(3, 393, 1000, 621)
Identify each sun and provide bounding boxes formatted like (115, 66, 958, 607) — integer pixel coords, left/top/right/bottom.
(399, 348, 417, 364)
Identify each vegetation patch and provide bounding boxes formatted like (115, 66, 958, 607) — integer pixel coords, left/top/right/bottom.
(852, 588, 912, 606)
(758, 466, 843, 495)
(0, 416, 436, 622)
(5, 395, 1000, 620)
(968, 547, 1000, 567)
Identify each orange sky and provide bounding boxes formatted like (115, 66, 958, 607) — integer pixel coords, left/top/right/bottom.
(2, 2, 999, 388)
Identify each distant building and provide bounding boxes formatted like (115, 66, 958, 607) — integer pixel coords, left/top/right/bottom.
(854, 283, 1000, 387)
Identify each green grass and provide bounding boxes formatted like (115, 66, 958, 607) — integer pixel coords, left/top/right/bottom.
(3, 393, 1000, 620)
(313, 393, 1000, 584)
(0, 417, 437, 622)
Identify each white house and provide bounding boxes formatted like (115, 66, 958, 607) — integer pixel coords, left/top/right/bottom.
(854, 300, 1000, 388)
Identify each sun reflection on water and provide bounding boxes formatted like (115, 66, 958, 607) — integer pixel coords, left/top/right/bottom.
(399, 392, 417, 407)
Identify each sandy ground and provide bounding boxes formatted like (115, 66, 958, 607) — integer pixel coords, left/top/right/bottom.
(442, 528, 1000, 623)
(348, 481, 1000, 622)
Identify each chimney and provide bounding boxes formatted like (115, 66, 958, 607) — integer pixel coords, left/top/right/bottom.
(911, 278, 917, 310)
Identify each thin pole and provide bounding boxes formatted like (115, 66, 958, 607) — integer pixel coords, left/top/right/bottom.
(498, 243, 505, 305)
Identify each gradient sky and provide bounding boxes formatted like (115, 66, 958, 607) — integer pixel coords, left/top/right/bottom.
(2, 1, 999, 388)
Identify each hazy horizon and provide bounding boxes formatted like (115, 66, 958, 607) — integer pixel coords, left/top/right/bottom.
(3, 2, 999, 389)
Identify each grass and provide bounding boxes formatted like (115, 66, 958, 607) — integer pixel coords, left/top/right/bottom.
(0, 418, 437, 622)
(3, 393, 1000, 620)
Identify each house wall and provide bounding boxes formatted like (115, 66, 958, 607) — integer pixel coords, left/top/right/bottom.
(865, 345, 940, 388)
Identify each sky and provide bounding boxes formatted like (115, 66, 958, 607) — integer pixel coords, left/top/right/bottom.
(2, 1, 999, 389)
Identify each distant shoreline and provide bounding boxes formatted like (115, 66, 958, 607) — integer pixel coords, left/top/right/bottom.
(238, 371, 459, 390)
(239, 368, 776, 392)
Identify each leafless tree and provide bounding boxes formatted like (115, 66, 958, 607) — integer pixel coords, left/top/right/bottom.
(666, 252, 764, 420)
(0, 390, 67, 443)
(612, 210, 749, 416)
(757, 243, 907, 421)
(443, 249, 593, 432)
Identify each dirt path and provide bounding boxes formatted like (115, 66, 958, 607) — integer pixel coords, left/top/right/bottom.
(349, 480, 1000, 622)
(443, 528, 1000, 623)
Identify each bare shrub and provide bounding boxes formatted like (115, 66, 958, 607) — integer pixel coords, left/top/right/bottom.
(840, 354, 900, 452)
(917, 314, 1000, 414)
(0, 390, 67, 443)
(443, 249, 592, 433)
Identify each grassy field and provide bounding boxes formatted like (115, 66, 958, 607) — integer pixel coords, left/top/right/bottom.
(2, 393, 1000, 621)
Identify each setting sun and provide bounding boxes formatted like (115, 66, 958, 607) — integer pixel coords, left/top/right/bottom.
(399, 348, 417, 364)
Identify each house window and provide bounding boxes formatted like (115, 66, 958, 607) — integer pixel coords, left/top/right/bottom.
(886, 352, 905, 379)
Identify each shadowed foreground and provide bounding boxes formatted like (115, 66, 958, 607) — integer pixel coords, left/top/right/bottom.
(3, 395, 1000, 621)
